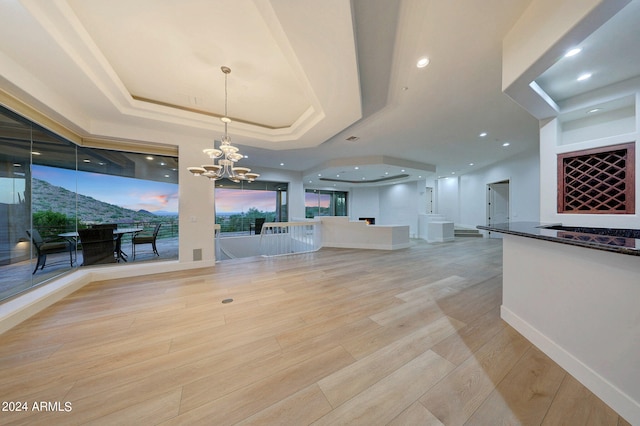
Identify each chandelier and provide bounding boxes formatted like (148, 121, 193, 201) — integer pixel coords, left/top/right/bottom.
(187, 66, 259, 183)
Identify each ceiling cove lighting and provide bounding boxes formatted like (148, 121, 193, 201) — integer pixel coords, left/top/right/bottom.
(187, 66, 259, 183)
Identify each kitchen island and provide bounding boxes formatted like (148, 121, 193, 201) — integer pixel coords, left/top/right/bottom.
(478, 222, 640, 424)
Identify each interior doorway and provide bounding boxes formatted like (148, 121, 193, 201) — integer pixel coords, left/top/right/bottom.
(486, 180, 510, 238)
(425, 187, 433, 213)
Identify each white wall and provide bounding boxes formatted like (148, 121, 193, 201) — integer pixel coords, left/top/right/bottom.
(457, 148, 540, 230)
(348, 181, 426, 238)
(178, 136, 217, 264)
(540, 91, 640, 227)
(349, 186, 380, 222)
(436, 175, 460, 224)
(379, 181, 420, 237)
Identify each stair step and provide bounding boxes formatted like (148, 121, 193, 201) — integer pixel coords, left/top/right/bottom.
(454, 228, 482, 237)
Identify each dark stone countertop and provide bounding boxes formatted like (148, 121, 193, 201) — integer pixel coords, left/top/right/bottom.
(477, 222, 640, 257)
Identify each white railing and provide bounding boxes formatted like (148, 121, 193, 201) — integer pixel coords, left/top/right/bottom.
(259, 221, 322, 257)
(214, 224, 222, 260)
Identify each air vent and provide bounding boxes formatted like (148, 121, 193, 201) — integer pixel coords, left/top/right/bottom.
(346, 136, 360, 141)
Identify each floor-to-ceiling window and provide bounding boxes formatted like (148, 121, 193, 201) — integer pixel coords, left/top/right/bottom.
(215, 179, 288, 234)
(0, 104, 179, 302)
(305, 189, 347, 218)
(0, 107, 38, 300)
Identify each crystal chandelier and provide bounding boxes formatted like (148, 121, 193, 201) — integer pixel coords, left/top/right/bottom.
(187, 66, 259, 183)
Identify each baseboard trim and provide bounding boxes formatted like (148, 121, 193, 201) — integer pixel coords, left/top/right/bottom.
(501, 305, 640, 424)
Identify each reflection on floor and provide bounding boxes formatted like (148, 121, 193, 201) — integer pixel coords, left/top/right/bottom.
(0, 237, 179, 302)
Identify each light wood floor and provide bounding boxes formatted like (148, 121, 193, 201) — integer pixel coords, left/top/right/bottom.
(0, 238, 631, 425)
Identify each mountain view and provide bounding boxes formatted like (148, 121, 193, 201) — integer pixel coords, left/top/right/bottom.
(32, 178, 169, 223)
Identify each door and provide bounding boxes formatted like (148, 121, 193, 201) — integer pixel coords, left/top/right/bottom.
(425, 187, 433, 213)
(487, 180, 509, 238)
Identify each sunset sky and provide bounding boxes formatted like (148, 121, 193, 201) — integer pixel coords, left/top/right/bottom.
(214, 188, 276, 213)
(32, 165, 281, 214)
(34, 165, 179, 213)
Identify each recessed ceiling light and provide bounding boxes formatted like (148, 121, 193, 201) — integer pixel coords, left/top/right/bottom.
(13, 163, 21, 167)
(146, 156, 154, 160)
(402, 86, 409, 91)
(417, 57, 430, 68)
(164, 174, 170, 178)
(385, 172, 389, 175)
(346, 136, 359, 141)
(354, 166, 359, 170)
(401, 169, 405, 172)
(83, 159, 91, 163)
(280, 163, 284, 166)
(587, 108, 603, 114)
(469, 163, 474, 166)
(577, 73, 592, 81)
(479, 132, 487, 137)
(318, 174, 322, 177)
(451, 172, 456, 175)
(502, 142, 510, 147)
(31, 151, 41, 155)
(244, 155, 248, 159)
(336, 174, 340, 177)
(564, 47, 582, 57)
(362, 177, 366, 180)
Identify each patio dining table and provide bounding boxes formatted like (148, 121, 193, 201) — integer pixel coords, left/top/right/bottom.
(59, 227, 143, 262)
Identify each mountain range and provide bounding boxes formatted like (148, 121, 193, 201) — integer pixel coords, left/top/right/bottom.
(32, 178, 173, 223)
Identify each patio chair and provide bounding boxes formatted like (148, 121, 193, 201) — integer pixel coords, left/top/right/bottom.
(132, 223, 162, 259)
(78, 228, 118, 266)
(26, 229, 75, 274)
(254, 218, 266, 235)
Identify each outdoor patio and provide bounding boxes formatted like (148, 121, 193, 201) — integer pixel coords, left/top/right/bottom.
(0, 236, 179, 302)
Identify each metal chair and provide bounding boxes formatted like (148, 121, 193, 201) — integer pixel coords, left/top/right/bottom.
(26, 229, 74, 274)
(132, 223, 162, 259)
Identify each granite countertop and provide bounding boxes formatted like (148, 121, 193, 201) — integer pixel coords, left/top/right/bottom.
(477, 222, 640, 256)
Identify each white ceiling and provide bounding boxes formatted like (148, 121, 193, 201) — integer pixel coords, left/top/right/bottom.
(1, 0, 639, 189)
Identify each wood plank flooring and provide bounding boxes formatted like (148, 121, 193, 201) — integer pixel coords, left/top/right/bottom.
(0, 238, 631, 425)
